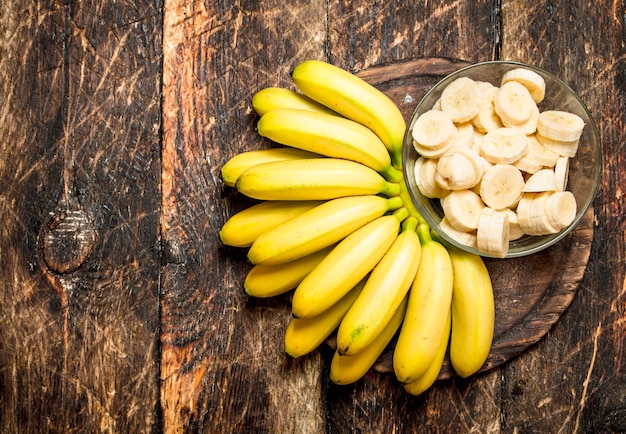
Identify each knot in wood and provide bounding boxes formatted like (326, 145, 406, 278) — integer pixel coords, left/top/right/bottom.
(41, 209, 97, 274)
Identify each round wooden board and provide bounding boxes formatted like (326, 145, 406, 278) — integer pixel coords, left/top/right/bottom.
(351, 58, 595, 380)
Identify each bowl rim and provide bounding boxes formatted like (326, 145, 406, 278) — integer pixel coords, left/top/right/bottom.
(401, 60, 603, 258)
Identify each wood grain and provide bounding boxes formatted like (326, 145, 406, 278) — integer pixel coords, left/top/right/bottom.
(0, 0, 624, 433)
(0, 1, 162, 432)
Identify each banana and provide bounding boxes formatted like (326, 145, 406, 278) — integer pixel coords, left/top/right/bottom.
(414, 156, 444, 199)
(235, 158, 400, 201)
(330, 297, 408, 385)
(494, 80, 536, 127)
(244, 245, 334, 298)
(455, 121, 476, 146)
(536, 132, 580, 158)
(336, 217, 421, 356)
(393, 224, 454, 383)
(439, 216, 478, 248)
(509, 103, 540, 135)
(471, 85, 504, 133)
(476, 207, 510, 258)
(291, 59, 406, 167)
(523, 168, 557, 192)
(441, 189, 485, 232)
(251, 87, 339, 117)
(479, 127, 529, 165)
(403, 309, 451, 396)
(500, 208, 525, 241)
(291, 209, 409, 318)
(479, 164, 525, 210)
(440, 76, 483, 123)
(221, 148, 322, 187)
(554, 155, 569, 191)
(525, 134, 559, 167)
(514, 135, 560, 174)
(544, 191, 577, 229)
(537, 110, 585, 143)
(257, 108, 401, 181)
(247, 195, 403, 265)
(284, 277, 365, 358)
(411, 109, 457, 158)
(435, 147, 484, 190)
(501, 67, 546, 103)
(447, 245, 494, 378)
(516, 192, 555, 236)
(220, 200, 322, 247)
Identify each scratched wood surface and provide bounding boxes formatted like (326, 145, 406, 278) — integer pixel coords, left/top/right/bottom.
(1, 0, 625, 433)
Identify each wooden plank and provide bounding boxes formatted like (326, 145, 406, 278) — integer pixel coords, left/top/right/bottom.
(498, 0, 626, 432)
(160, 1, 329, 432)
(0, 1, 162, 432)
(328, 0, 498, 69)
(322, 2, 503, 433)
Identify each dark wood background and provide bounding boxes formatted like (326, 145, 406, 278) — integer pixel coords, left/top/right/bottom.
(1, 0, 624, 433)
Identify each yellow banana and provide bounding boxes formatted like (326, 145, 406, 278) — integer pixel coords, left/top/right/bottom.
(235, 158, 400, 201)
(284, 277, 365, 358)
(448, 244, 494, 378)
(393, 223, 454, 383)
(330, 297, 408, 385)
(291, 208, 409, 318)
(291, 59, 406, 167)
(248, 195, 403, 265)
(243, 245, 334, 298)
(220, 200, 322, 247)
(221, 147, 322, 188)
(403, 309, 451, 396)
(251, 87, 339, 117)
(336, 217, 421, 356)
(257, 108, 401, 181)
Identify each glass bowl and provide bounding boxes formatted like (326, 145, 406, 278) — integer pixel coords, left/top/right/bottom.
(402, 60, 602, 258)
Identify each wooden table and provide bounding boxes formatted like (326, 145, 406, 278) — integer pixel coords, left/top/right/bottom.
(1, 1, 624, 432)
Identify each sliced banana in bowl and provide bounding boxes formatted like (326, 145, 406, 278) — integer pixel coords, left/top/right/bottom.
(402, 60, 602, 259)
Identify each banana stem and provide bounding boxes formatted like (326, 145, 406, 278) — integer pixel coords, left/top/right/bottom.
(380, 165, 404, 183)
(393, 207, 410, 222)
(416, 223, 433, 245)
(390, 148, 403, 170)
(401, 216, 419, 233)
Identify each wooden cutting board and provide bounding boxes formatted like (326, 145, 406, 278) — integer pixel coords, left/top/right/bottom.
(345, 58, 595, 379)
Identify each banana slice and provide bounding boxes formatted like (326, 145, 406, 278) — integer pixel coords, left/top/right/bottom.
(470, 86, 504, 134)
(514, 155, 543, 174)
(526, 135, 561, 167)
(480, 127, 529, 164)
(537, 110, 585, 142)
(476, 207, 510, 258)
(412, 110, 457, 157)
(517, 192, 559, 236)
(501, 68, 546, 103)
(440, 77, 483, 123)
(479, 164, 525, 210)
(554, 156, 570, 191)
(545, 191, 577, 230)
(500, 208, 525, 241)
(439, 216, 478, 248)
(442, 189, 485, 232)
(415, 156, 444, 199)
(505, 103, 539, 135)
(436, 147, 484, 190)
(523, 168, 557, 192)
(536, 133, 580, 158)
(455, 121, 475, 146)
(494, 81, 536, 126)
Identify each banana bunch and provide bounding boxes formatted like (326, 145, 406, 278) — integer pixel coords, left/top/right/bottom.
(412, 68, 585, 257)
(219, 59, 496, 394)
